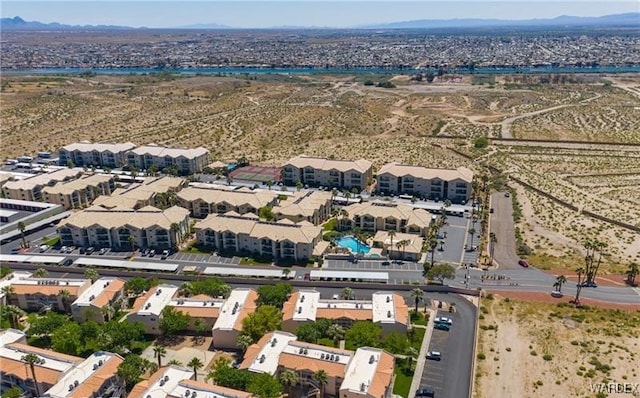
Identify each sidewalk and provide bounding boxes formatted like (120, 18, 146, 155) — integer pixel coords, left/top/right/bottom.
(408, 309, 436, 398)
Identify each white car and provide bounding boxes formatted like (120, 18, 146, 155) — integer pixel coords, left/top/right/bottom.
(435, 316, 453, 325)
(38, 245, 48, 253)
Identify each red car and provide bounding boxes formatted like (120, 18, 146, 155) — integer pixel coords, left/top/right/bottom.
(518, 259, 529, 268)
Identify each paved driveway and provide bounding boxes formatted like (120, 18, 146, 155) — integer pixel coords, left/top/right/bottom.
(490, 192, 521, 269)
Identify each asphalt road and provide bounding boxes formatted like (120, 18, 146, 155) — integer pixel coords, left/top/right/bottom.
(420, 297, 476, 398)
(489, 191, 521, 269)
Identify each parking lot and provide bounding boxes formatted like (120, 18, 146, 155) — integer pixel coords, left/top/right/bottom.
(420, 308, 474, 398)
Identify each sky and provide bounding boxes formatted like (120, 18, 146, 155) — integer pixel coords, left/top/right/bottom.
(2, 1, 638, 28)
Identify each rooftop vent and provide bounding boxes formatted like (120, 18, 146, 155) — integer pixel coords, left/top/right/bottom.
(271, 338, 278, 347)
(330, 354, 334, 361)
(304, 349, 308, 355)
(321, 353, 325, 359)
(69, 384, 74, 391)
(369, 355, 375, 364)
(299, 347, 304, 354)
(360, 383, 366, 392)
(386, 296, 390, 303)
(99, 359, 103, 366)
(203, 301, 207, 306)
(93, 363, 98, 370)
(387, 310, 392, 318)
(335, 355, 339, 362)
(259, 355, 266, 363)
(301, 295, 305, 303)
(159, 380, 165, 387)
(192, 393, 197, 398)
(74, 380, 79, 387)
(156, 289, 162, 295)
(185, 390, 191, 397)
(298, 307, 302, 314)
(89, 295, 95, 301)
(164, 375, 169, 382)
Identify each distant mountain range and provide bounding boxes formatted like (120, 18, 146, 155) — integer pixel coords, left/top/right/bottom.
(1, 13, 638, 31)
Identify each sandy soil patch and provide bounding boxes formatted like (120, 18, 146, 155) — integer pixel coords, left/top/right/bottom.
(475, 295, 640, 398)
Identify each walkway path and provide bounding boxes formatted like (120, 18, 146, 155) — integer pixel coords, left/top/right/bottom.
(409, 311, 436, 398)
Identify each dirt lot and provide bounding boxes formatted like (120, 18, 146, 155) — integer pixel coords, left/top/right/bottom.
(475, 294, 640, 398)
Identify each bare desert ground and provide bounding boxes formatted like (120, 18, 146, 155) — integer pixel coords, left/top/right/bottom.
(475, 295, 640, 398)
(1, 73, 639, 270)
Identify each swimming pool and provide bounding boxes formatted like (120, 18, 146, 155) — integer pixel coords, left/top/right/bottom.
(336, 236, 371, 254)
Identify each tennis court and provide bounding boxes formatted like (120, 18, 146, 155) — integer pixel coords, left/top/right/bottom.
(229, 165, 281, 183)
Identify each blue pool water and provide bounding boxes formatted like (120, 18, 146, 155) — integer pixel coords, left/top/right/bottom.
(336, 236, 371, 254)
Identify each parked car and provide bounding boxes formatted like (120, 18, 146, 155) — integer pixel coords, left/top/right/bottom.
(435, 316, 453, 325)
(382, 261, 391, 266)
(98, 248, 108, 255)
(149, 249, 156, 257)
(426, 351, 442, 361)
(550, 291, 563, 298)
(434, 323, 450, 331)
(60, 246, 68, 253)
(415, 387, 435, 397)
(62, 259, 74, 266)
(79, 247, 86, 254)
(161, 250, 170, 259)
(504, 192, 510, 197)
(38, 245, 48, 253)
(86, 247, 95, 255)
(580, 281, 598, 288)
(518, 259, 530, 268)
(141, 248, 150, 257)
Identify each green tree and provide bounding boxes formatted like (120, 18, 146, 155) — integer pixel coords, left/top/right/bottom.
(489, 232, 497, 262)
(279, 369, 299, 398)
(257, 283, 292, 309)
(153, 345, 167, 368)
(117, 354, 151, 390)
(84, 268, 99, 283)
(22, 353, 42, 397)
(0, 266, 11, 278)
(429, 238, 438, 269)
(240, 305, 282, 343)
(341, 287, 353, 300)
(313, 370, 328, 398)
(167, 359, 183, 366)
(405, 346, 419, 369)
(17, 221, 27, 248)
(427, 263, 456, 284)
(410, 288, 424, 313)
(258, 206, 274, 221)
(2, 285, 14, 305)
(51, 322, 82, 355)
(159, 307, 190, 335)
(28, 311, 68, 336)
(248, 373, 283, 398)
(1, 386, 23, 398)
(295, 321, 321, 344)
(188, 357, 204, 381)
(194, 318, 207, 344)
(387, 230, 396, 259)
(327, 324, 345, 347)
(128, 235, 136, 251)
(383, 332, 409, 355)
(34, 268, 48, 278)
(125, 276, 157, 296)
(467, 228, 476, 252)
(237, 334, 254, 353)
(474, 136, 489, 149)
(345, 321, 381, 349)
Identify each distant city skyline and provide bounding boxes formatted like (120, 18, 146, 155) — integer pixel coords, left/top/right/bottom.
(2, 1, 638, 28)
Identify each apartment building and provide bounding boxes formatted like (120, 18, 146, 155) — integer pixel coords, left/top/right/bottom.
(57, 205, 190, 250)
(126, 145, 210, 175)
(43, 351, 124, 398)
(168, 294, 224, 331)
(376, 163, 473, 203)
(212, 288, 258, 349)
(127, 285, 180, 334)
(194, 214, 323, 261)
(58, 141, 136, 168)
(177, 186, 278, 218)
(71, 278, 126, 324)
(282, 156, 373, 192)
(282, 291, 409, 334)
(272, 190, 333, 225)
(129, 366, 253, 398)
(0, 271, 32, 304)
(92, 176, 187, 211)
(6, 277, 91, 313)
(0, 329, 82, 397)
(241, 331, 394, 398)
(1, 169, 82, 202)
(42, 174, 117, 209)
(371, 231, 424, 261)
(344, 201, 433, 236)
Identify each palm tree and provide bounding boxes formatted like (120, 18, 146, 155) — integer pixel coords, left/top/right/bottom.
(327, 324, 345, 347)
(405, 347, 419, 369)
(179, 282, 194, 297)
(313, 370, 328, 398)
(626, 262, 639, 286)
(395, 241, 403, 260)
(237, 334, 254, 354)
(3, 305, 25, 329)
(554, 275, 567, 293)
(489, 232, 497, 262)
(341, 287, 353, 300)
(17, 221, 27, 248)
(410, 288, 424, 313)
(574, 267, 585, 306)
(167, 359, 183, 367)
(331, 188, 338, 209)
(266, 180, 273, 190)
(282, 268, 292, 279)
(187, 357, 204, 381)
(429, 238, 438, 269)
(338, 209, 349, 231)
(34, 268, 48, 278)
(127, 235, 136, 252)
(279, 369, 300, 397)
(444, 199, 452, 209)
(153, 345, 167, 368)
(2, 285, 14, 305)
(467, 227, 476, 251)
(22, 353, 41, 397)
(171, 222, 182, 247)
(101, 304, 114, 322)
(59, 289, 71, 314)
(400, 240, 409, 261)
(387, 230, 396, 259)
(438, 240, 445, 252)
(84, 268, 99, 283)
